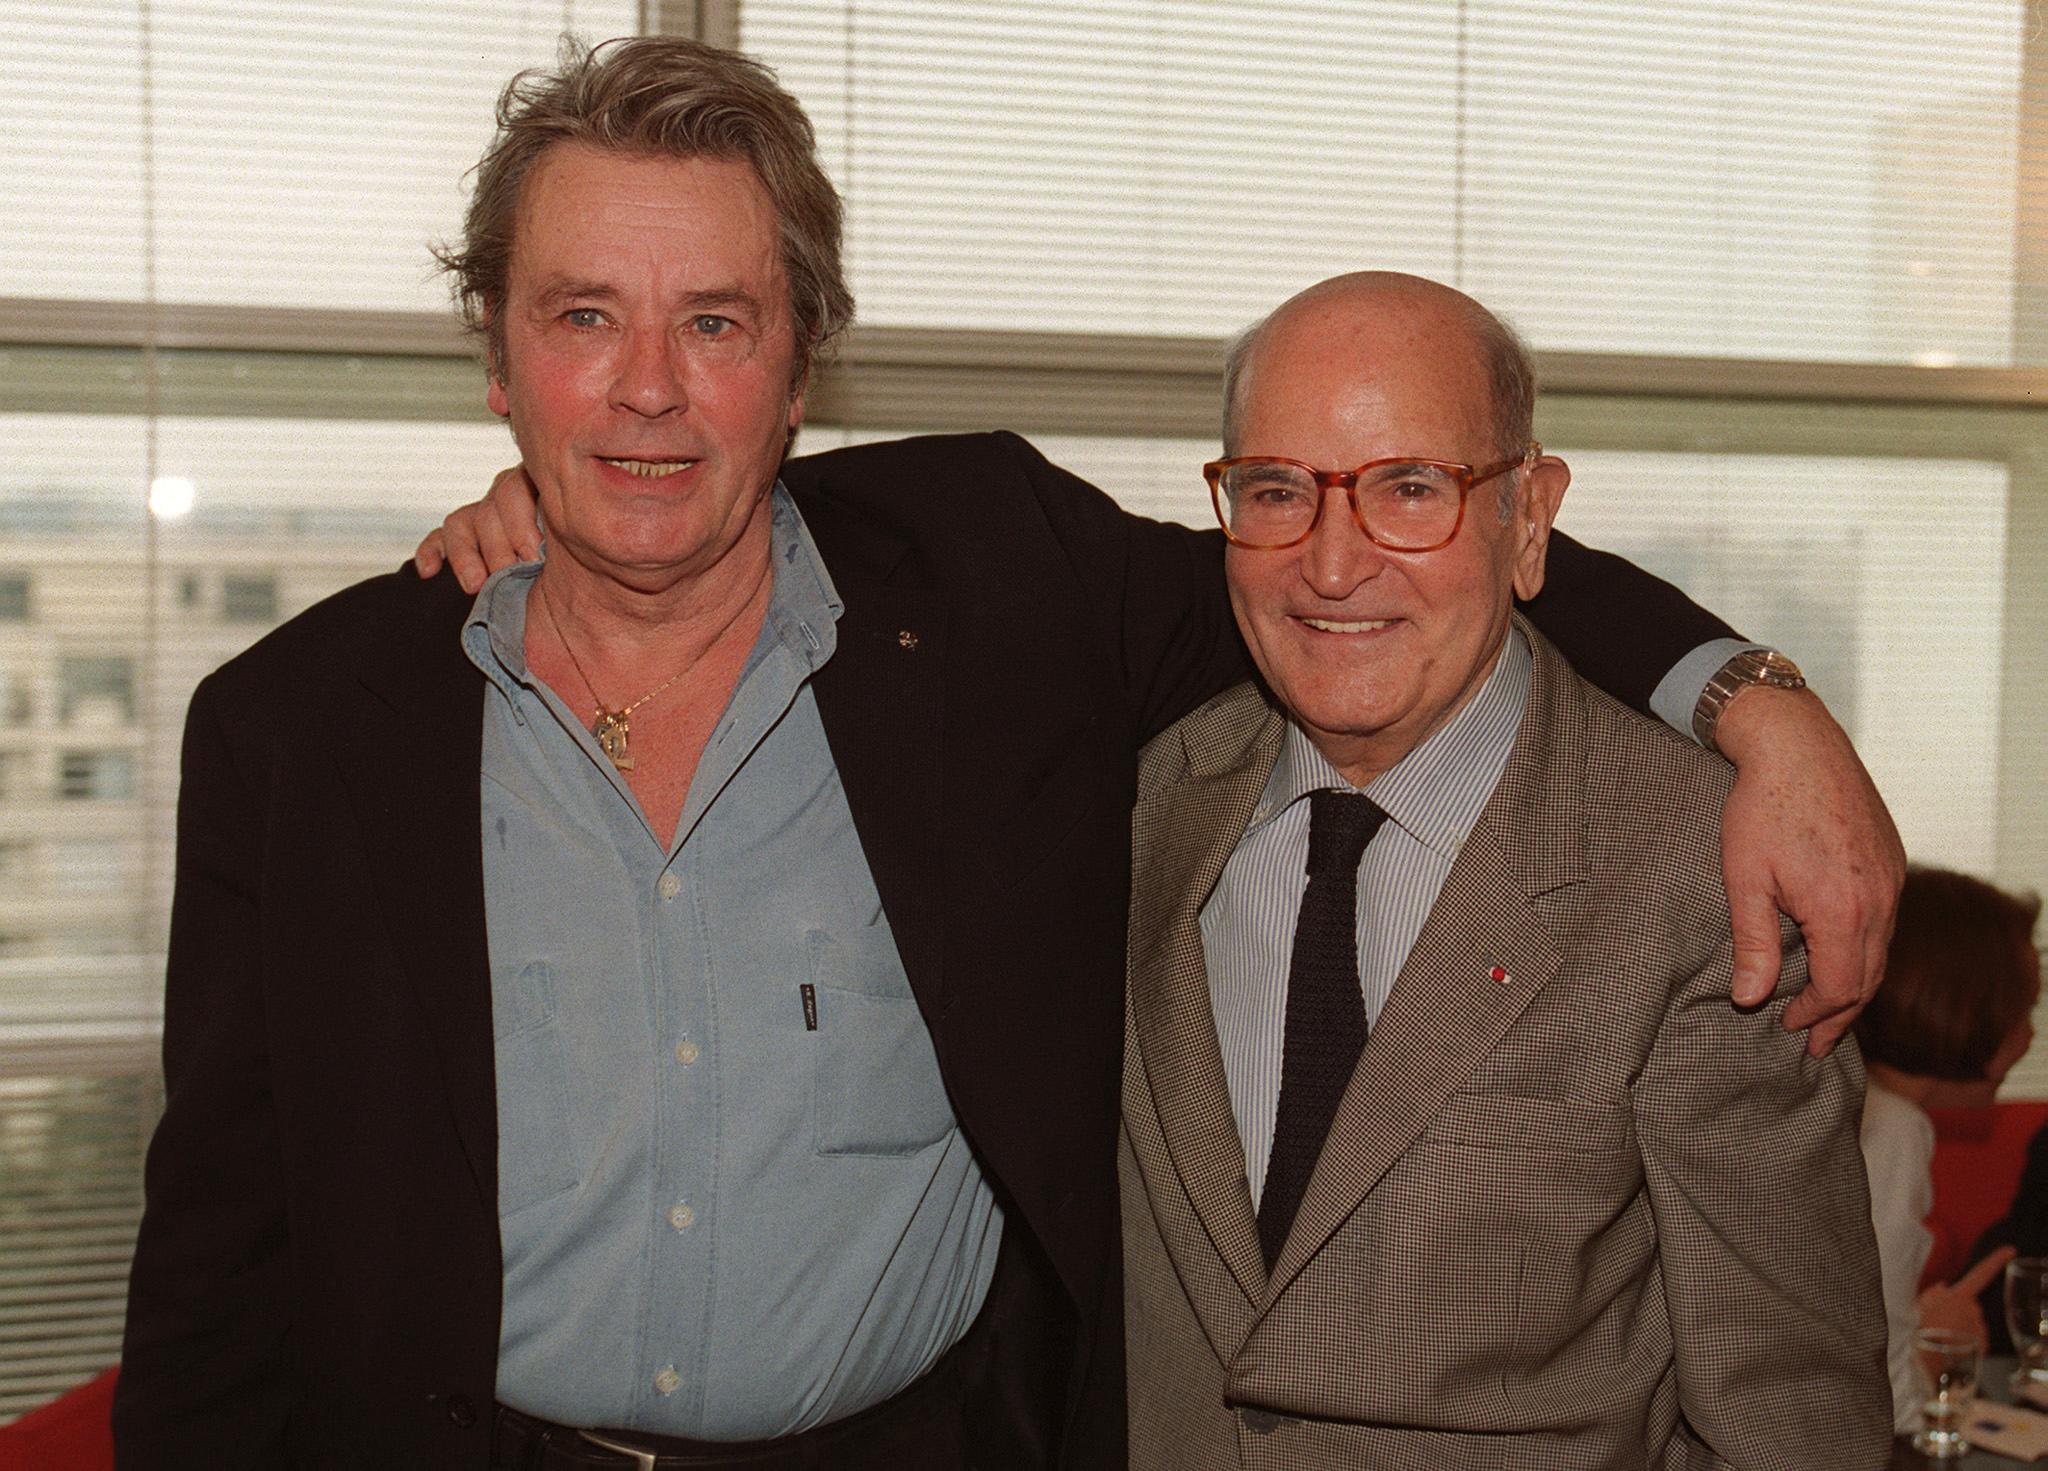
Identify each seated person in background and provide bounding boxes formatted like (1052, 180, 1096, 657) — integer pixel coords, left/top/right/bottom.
(1855, 865, 2041, 1431)
(1974, 1114, 2048, 1354)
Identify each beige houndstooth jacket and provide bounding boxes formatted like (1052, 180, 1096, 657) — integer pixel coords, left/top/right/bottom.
(1119, 619, 1892, 1470)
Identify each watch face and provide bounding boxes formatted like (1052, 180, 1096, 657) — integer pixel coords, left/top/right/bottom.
(1695, 650, 1806, 749)
(1750, 651, 1806, 687)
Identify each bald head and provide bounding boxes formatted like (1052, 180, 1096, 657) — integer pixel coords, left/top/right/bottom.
(1222, 273, 1535, 465)
(1215, 271, 1569, 787)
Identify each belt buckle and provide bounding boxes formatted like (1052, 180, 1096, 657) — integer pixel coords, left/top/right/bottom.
(577, 1428, 660, 1471)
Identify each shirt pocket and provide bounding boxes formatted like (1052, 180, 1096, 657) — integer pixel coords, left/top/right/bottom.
(808, 925, 957, 1157)
(491, 958, 579, 1215)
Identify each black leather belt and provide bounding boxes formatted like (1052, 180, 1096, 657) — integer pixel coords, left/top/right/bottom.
(494, 1403, 795, 1469)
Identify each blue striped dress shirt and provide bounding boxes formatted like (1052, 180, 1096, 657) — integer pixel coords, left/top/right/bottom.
(1201, 627, 1532, 1208)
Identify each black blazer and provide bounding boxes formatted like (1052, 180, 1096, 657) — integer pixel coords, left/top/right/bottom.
(114, 431, 1731, 1469)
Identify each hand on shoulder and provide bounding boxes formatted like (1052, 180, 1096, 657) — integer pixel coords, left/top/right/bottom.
(412, 466, 545, 593)
(1714, 685, 1905, 1057)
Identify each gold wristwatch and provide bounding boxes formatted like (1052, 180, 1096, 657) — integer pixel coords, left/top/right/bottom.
(1691, 648, 1806, 753)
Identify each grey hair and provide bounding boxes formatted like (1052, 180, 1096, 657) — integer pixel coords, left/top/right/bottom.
(435, 35, 853, 391)
(1219, 316, 1267, 458)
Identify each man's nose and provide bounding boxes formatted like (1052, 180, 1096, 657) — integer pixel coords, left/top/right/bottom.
(609, 325, 688, 418)
(1298, 485, 1387, 596)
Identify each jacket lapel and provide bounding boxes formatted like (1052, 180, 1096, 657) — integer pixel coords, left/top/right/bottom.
(800, 515, 949, 1015)
(1129, 685, 1285, 1317)
(1262, 622, 1588, 1300)
(338, 574, 497, 1210)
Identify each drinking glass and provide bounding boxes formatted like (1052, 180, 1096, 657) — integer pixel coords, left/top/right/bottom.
(2008, 1255, 2048, 1393)
(1912, 1329, 1981, 1459)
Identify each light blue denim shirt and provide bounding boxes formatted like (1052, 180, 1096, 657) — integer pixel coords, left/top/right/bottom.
(462, 487, 1001, 1439)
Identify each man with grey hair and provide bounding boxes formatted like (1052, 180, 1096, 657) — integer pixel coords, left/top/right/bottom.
(121, 33, 1897, 1471)
(1119, 272, 1890, 1466)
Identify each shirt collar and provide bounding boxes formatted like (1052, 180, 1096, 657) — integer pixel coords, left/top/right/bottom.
(460, 482, 842, 698)
(1244, 624, 1532, 861)
(756, 482, 843, 673)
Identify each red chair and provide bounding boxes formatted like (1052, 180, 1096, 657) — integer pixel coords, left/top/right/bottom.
(1925, 1100, 2048, 1287)
(0, 1366, 116, 1470)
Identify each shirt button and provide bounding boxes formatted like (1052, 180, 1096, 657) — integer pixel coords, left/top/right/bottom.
(654, 1366, 681, 1396)
(668, 1204, 695, 1231)
(674, 1040, 700, 1066)
(658, 873, 680, 900)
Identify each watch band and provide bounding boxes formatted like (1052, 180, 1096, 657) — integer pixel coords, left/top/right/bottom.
(1691, 648, 1807, 752)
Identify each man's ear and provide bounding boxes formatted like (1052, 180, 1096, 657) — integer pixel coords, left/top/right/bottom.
(781, 362, 810, 457)
(484, 316, 510, 420)
(1510, 454, 1570, 602)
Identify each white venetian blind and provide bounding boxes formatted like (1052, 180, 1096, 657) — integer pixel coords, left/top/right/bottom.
(3, 0, 639, 308)
(768, 2, 2048, 1098)
(0, 0, 632, 1422)
(746, 0, 2030, 366)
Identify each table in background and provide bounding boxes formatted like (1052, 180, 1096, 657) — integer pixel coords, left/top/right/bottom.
(1891, 1358, 2035, 1469)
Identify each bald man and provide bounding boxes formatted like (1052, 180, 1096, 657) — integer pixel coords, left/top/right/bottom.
(1118, 274, 1890, 1469)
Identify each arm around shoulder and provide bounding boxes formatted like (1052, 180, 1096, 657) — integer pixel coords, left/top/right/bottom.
(1520, 530, 1739, 719)
(1533, 530, 1903, 1049)
(1712, 684, 1903, 1050)
(993, 431, 1249, 743)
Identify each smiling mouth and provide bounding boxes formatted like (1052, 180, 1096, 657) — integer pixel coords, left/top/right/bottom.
(1298, 617, 1395, 633)
(598, 456, 698, 478)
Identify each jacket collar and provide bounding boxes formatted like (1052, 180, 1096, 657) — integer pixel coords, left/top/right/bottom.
(1129, 617, 1589, 1344)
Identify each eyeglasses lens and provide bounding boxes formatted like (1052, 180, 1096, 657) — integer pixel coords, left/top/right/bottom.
(1217, 460, 1464, 550)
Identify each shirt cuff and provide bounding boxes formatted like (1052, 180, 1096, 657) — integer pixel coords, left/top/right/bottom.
(1648, 637, 1771, 746)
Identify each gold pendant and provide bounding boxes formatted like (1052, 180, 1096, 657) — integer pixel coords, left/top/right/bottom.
(592, 708, 635, 770)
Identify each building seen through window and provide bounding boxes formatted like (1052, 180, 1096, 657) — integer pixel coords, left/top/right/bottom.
(56, 750, 134, 803)
(55, 657, 135, 728)
(0, 661, 28, 726)
(220, 573, 279, 625)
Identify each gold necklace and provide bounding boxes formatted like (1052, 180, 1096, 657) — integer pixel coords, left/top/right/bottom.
(534, 583, 684, 772)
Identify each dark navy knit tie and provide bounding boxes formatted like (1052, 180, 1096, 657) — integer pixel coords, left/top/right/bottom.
(1257, 788, 1387, 1272)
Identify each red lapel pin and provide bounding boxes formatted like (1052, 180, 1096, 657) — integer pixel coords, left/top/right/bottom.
(1489, 964, 1511, 985)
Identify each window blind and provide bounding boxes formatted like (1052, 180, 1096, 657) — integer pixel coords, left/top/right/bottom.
(745, 0, 2030, 365)
(763, 0, 2048, 1095)
(3, 0, 639, 309)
